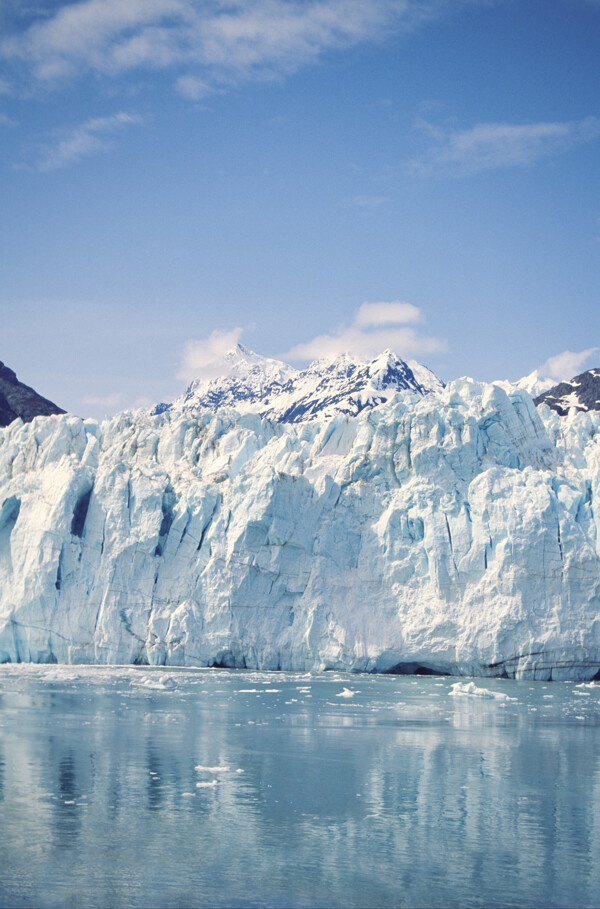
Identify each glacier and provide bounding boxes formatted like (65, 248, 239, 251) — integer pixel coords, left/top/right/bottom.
(1, 378, 600, 680)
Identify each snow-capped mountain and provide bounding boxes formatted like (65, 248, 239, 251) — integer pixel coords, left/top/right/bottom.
(2, 378, 600, 679)
(534, 368, 600, 415)
(0, 360, 65, 427)
(492, 369, 557, 399)
(161, 344, 298, 417)
(156, 344, 445, 423)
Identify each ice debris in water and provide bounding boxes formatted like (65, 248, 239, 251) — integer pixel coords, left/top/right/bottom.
(133, 675, 178, 690)
(44, 670, 81, 682)
(194, 765, 230, 773)
(450, 681, 514, 701)
(196, 780, 219, 788)
(336, 688, 355, 698)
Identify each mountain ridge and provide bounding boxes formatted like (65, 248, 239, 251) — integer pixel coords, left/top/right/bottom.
(156, 344, 445, 423)
(0, 361, 65, 428)
(534, 368, 600, 415)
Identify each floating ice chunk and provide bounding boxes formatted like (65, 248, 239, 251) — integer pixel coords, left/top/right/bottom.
(450, 681, 514, 700)
(133, 675, 178, 690)
(45, 670, 81, 682)
(196, 780, 219, 788)
(158, 675, 177, 689)
(182, 792, 195, 798)
(194, 765, 230, 773)
(336, 688, 355, 698)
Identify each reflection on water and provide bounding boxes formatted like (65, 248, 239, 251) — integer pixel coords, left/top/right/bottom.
(0, 668, 599, 909)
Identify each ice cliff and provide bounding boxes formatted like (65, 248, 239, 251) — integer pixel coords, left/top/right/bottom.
(1, 379, 600, 679)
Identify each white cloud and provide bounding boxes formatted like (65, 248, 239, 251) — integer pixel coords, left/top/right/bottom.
(176, 75, 213, 101)
(284, 301, 445, 361)
(81, 391, 155, 416)
(177, 327, 245, 382)
(27, 110, 142, 170)
(0, 0, 459, 96)
(355, 300, 421, 327)
(411, 117, 600, 176)
(538, 347, 600, 382)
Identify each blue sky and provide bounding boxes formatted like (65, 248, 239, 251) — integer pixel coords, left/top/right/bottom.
(1, 0, 599, 420)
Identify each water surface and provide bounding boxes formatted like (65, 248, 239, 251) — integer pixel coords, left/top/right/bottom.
(1, 666, 599, 908)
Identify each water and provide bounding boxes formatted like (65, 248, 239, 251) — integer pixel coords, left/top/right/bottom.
(1, 667, 599, 909)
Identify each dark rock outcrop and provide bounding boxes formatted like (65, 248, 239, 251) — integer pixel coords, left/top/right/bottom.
(534, 368, 600, 416)
(0, 361, 65, 427)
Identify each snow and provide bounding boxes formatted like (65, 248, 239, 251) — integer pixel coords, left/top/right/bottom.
(493, 370, 557, 399)
(157, 345, 444, 424)
(1, 372, 600, 680)
(557, 391, 588, 412)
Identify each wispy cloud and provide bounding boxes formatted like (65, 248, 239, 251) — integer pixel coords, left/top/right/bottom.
(81, 391, 155, 416)
(284, 300, 445, 361)
(411, 117, 600, 176)
(355, 300, 421, 327)
(22, 110, 142, 170)
(175, 75, 214, 101)
(538, 347, 599, 381)
(0, 0, 464, 97)
(177, 327, 245, 383)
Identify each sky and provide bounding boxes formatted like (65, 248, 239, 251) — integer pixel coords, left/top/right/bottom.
(1, 0, 599, 421)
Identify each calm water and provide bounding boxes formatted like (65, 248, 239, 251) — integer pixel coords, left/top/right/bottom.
(1, 667, 599, 909)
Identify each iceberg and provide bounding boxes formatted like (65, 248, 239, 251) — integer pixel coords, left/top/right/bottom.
(1, 378, 600, 680)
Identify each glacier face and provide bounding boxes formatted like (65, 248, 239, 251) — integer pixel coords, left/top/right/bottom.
(1, 380, 600, 679)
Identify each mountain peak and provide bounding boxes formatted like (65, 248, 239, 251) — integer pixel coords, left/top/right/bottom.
(223, 342, 258, 362)
(158, 347, 445, 423)
(0, 360, 65, 427)
(534, 367, 600, 415)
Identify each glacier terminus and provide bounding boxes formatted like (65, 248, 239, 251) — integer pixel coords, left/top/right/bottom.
(1, 349, 600, 680)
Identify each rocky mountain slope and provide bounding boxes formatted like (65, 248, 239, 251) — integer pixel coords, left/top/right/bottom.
(155, 345, 445, 423)
(534, 368, 600, 416)
(2, 377, 600, 680)
(0, 361, 65, 427)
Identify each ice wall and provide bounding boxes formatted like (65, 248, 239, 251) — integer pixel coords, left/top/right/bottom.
(1, 380, 599, 679)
